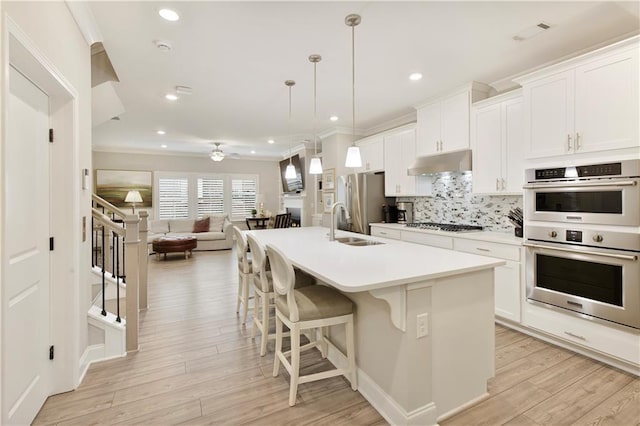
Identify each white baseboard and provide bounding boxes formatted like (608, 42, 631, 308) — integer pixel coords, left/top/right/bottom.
(78, 344, 126, 386)
(327, 345, 438, 426)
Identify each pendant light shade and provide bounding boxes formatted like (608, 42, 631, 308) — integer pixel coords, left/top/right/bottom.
(345, 13, 362, 168)
(285, 80, 297, 180)
(308, 54, 323, 175)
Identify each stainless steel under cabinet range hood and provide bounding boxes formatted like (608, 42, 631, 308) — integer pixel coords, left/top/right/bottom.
(407, 149, 472, 175)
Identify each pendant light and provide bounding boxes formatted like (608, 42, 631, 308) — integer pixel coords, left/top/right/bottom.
(308, 54, 323, 175)
(344, 13, 362, 168)
(285, 80, 297, 179)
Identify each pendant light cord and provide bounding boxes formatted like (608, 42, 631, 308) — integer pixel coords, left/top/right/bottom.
(351, 23, 356, 147)
(288, 82, 293, 165)
(313, 61, 317, 155)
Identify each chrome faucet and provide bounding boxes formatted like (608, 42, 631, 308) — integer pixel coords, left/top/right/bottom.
(329, 202, 348, 241)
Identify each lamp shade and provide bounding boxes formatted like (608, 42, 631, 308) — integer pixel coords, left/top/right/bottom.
(309, 157, 323, 174)
(285, 163, 297, 179)
(344, 146, 362, 168)
(124, 190, 143, 203)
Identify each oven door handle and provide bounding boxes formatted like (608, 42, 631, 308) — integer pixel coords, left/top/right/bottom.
(523, 242, 638, 261)
(522, 180, 637, 189)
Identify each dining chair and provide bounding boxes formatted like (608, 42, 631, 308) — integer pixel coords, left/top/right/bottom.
(232, 226, 252, 324)
(266, 244, 357, 406)
(246, 233, 315, 356)
(273, 213, 291, 228)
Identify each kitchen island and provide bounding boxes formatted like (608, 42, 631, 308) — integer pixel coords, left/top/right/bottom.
(247, 227, 505, 425)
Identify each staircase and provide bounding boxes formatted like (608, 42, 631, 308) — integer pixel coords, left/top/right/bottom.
(89, 194, 148, 359)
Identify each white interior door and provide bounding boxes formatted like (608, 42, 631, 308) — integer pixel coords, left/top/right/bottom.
(2, 66, 51, 425)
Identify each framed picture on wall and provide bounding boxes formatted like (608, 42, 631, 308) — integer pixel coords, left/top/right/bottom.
(323, 192, 335, 212)
(95, 169, 153, 208)
(322, 168, 335, 191)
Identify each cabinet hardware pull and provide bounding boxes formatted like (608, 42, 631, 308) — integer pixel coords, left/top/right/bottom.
(476, 247, 491, 252)
(501, 178, 506, 191)
(523, 242, 638, 261)
(564, 331, 586, 341)
(496, 179, 500, 190)
(567, 134, 572, 151)
(576, 132, 581, 149)
(380, 232, 387, 235)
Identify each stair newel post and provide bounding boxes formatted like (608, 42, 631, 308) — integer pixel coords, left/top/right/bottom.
(138, 211, 149, 310)
(123, 214, 140, 352)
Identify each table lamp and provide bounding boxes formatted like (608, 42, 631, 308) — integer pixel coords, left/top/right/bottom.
(124, 190, 143, 213)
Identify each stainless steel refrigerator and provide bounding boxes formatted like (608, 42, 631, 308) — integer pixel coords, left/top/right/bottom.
(335, 173, 387, 235)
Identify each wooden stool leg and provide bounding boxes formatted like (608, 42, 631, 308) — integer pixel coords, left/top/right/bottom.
(236, 273, 242, 314)
(346, 316, 358, 391)
(259, 293, 269, 356)
(320, 326, 328, 359)
(289, 323, 301, 406)
(251, 290, 259, 339)
(242, 276, 250, 324)
(273, 314, 283, 377)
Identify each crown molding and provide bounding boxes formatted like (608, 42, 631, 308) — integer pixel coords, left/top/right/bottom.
(92, 146, 277, 162)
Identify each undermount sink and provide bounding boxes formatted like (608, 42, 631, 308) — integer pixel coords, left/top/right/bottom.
(335, 237, 384, 246)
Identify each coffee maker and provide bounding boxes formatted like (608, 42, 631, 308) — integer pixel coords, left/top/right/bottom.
(382, 205, 398, 223)
(396, 202, 413, 224)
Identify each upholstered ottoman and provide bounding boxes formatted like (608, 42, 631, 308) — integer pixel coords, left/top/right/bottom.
(152, 236, 198, 260)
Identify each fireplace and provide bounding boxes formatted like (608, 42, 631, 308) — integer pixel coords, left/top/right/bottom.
(286, 207, 301, 227)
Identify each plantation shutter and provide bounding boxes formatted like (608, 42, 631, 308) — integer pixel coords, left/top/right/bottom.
(231, 178, 257, 219)
(197, 178, 224, 217)
(158, 178, 189, 219)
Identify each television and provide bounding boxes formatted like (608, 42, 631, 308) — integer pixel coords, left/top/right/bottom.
(279, 154, 304, 193)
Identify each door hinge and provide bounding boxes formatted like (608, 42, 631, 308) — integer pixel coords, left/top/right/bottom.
(49, 128, 54, 143)
(49, 345, 54, 360)
(49, 237, 54, 251)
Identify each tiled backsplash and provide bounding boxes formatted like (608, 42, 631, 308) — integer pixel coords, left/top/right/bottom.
(398, 172, 523, 232)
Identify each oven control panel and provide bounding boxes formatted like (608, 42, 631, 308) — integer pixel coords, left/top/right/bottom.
(566, 230, 582, 243)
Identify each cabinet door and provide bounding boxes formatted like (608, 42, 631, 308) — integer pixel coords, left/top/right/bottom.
(503, 98, 524, 193)
(471, 103, 502, 194)
(523, 70, 575, 159)
(494, 261, 521, 322)
(398, 129, 417, 195)
(416, 103, 440, 156)
(383, 132, 402, 196)
(358, 136, 384, 173)
(574, 49, 639, 153)
(440, 91, 471, 152)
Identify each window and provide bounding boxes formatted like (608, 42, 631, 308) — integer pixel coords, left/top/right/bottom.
(155, 173, 258, 220)
(197, 178, 224, 217)
(158, 178, 189, 219)
(231, 178, 257, 219)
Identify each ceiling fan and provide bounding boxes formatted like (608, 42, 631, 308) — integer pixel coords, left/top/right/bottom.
(209, 142, 240, 162)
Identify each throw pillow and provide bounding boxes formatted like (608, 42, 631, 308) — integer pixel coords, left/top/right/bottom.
(193, 217, 210, 233)
(208, 215, 226, 232)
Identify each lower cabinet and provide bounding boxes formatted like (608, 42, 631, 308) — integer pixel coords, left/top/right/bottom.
(453, 238, 522, 323)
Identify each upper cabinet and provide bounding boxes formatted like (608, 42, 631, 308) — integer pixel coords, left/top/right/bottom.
(355, 135, 384, 173)
(415, 82, 490, 156)
(515, 37, 639, 160)
(471, 90, 524, 194)
(383, 124, 432, 197)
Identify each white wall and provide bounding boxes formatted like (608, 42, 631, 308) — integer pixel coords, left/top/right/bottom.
(92, 151, 282, 220)
(0, 0, 92, 401)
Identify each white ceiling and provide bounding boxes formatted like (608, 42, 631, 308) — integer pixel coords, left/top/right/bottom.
(89, 1, 640, 160)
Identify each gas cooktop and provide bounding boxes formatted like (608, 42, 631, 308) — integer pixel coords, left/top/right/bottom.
(405, 222, 484, 232)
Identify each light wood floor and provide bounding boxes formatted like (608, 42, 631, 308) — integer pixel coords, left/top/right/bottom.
(35, 250, 638, 425)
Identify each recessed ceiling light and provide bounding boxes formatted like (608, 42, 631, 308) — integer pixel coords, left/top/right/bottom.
(251, 150, 256, 154)
(159, 9, 179, 22)
(409, 73, 423, 81)
(329, 115, 339, 122)
(161, 144, 167, 148)
(165, 94, 178, 101)
(267, 139, 275, 144)
(157, 130, 166, 135)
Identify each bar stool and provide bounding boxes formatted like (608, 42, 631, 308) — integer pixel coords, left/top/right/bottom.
(246, 233, 315, 356)
(266, 244, 357, 406)
(232, 226, 252, 324)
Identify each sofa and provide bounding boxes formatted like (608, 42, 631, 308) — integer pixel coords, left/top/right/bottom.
(148, 214, 233, 251)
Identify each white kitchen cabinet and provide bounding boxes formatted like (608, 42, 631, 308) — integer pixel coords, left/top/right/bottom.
(516, 38, 638, 159)
(384, 125, 432, 197)
(370, 226, 401, 240)
(453, 238, 522, 323)
(471, 90, 524, 194)
(415, 82, 490, 156)
(356, 135, 384, 173)
(401, 231, 454, 250)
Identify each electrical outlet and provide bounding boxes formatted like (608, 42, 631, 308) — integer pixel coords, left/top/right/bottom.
(417, 313, 429, 338)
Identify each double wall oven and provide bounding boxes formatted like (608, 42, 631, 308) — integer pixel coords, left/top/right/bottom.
(523, 160, 640, 330)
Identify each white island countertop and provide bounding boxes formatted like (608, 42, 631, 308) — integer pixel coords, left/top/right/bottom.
(247, 226, 505, 293)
